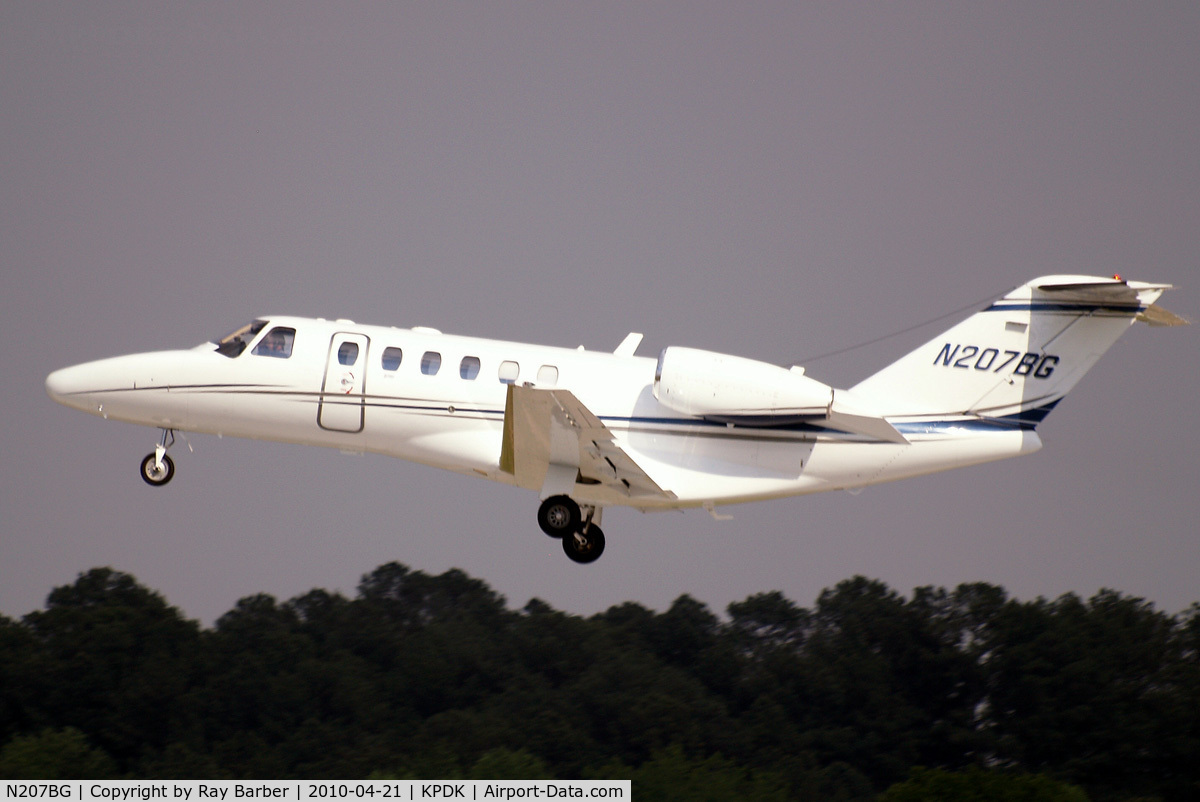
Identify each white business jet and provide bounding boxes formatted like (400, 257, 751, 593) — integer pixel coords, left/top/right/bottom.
(46, 275, 1184, 563)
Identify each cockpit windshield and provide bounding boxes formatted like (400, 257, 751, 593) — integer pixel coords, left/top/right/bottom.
(213, 320, 267, 358)
(252, 327, 296, 359)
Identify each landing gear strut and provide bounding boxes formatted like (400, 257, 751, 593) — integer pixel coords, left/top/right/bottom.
(537, 495, 606, 563)
(140, 429, 176, 487)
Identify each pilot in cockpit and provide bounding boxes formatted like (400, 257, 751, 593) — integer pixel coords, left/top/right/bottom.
(253, 328, 292, 358)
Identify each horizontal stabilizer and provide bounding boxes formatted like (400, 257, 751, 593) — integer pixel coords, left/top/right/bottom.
(1034, 276, 1187, 326)
(1137, 304, 1189, 327)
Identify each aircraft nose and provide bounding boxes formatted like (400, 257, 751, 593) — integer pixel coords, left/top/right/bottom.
(46, 366, 74, 400)
(46, 363, 96, 410)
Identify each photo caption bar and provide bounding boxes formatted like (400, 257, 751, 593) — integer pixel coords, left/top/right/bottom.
(1, 781, 629, 802)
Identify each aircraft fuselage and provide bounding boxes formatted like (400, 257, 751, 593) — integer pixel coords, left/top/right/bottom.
(45, 316, 1036, 509)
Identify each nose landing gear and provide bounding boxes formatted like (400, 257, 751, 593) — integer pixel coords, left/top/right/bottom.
(139, 429, 176, 487)
(537, 495, 606, 563)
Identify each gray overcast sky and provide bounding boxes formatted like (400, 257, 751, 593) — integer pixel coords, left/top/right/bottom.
(3, 2, 1197, 625)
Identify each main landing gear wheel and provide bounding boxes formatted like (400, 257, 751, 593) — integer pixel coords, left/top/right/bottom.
(563, 524, 605, 564)
(538, 495, 581, 538)
(140, 453, 175, 486)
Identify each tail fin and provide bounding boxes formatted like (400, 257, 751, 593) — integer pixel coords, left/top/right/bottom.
(850, 275, 1185, 425)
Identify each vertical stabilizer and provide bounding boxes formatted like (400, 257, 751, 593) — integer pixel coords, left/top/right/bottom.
(850, 275, 1182, 425)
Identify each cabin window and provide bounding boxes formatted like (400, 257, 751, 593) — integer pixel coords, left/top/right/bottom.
(421, 351, 442, 375)
(381, 347, 403, 371)
(214, 320, 266, 358)
(498, 360, 520, 384)
(536, 365, 559, 386)
(338, 342, 359, 366)
(460, 356, 481, 380)
(251, 327, 295, 359)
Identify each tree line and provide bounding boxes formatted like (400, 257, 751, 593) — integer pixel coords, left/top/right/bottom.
(1, 562, 1197, 800)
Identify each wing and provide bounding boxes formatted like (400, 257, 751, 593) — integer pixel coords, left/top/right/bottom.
(499, 384, 674, 501)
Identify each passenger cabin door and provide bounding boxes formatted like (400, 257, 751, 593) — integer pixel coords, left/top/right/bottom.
(319, 333, 369, 433)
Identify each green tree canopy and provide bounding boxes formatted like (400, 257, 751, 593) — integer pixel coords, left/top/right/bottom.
(2, 561, 1197, 801)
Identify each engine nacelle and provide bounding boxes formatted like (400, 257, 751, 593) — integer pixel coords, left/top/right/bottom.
(653, 346, 834, 424)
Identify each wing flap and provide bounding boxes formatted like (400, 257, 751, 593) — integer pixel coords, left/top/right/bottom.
(500, 384, 673, 500)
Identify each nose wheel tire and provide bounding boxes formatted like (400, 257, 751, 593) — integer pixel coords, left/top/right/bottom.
(538, 495, 581, 538)
(140, 453, 175, 486)
(563, 524, 605, 564)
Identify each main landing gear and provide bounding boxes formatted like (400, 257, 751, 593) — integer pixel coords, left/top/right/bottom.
(140, 428, 176, 487)
(537, 495, 606, 564)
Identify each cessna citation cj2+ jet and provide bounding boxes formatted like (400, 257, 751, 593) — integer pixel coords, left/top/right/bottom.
(47, 275, 1184, 564)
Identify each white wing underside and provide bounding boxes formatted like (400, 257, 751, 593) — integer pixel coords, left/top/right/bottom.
(500, 384, 674, 501)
